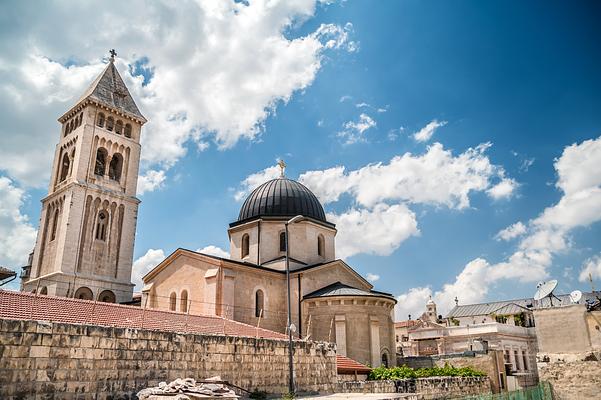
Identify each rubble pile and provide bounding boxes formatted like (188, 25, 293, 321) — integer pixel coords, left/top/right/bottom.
(137, 377, 239, 399)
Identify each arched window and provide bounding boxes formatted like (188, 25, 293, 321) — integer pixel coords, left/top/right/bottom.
(115, 120, 123, 135)
(74, 287, 93, 300)
(169, 292, 177, 311)
(241, 234, 250, 258)
(39, 286, 48, 295)
(279, 231, 286, 252)
(255, 289, 264, 318)
(106, 116, 114, 131)
(124, 123, 132, 138)
(95, 210, 108, 241)
(108, 153, 123, 181)
(59, 153, 70, 182)
(94, 148, 107, 176)
(50, 208, 59, 241)
(98, 290, 116, 303)
(318, 234, 325, 257)
(180, 290, 188, 313)
(97, 113, 105, 128)
(381, 352, 389, 368)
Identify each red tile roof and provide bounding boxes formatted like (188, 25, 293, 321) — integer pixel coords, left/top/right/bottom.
(0, 290, 286, 340)
(394, 320, 418, 328)
(336, 354, 371, 375)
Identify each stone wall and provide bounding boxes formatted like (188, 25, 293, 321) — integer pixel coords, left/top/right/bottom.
(538, 359, 601, 400)
(336, 377, 491, 399)
(533, 305, 592, 354)
(0, 319, 337, 399)
(433, 351, 510, 393)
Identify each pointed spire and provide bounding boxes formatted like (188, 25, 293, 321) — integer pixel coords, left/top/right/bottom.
(63, 51, 146, 123)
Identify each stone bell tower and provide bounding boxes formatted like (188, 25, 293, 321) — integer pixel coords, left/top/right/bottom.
(20, 51, 146, 303)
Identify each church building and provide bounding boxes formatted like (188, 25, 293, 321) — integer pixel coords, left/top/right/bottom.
(142, 168, 397, 367)
(20, 52, 144, 303)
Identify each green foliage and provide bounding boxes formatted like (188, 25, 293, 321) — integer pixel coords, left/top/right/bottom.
(449, 317, 460, 326)
(513, 312, 525, 327)
(281, 392, 296, 400)
(368, 363, 486, 381)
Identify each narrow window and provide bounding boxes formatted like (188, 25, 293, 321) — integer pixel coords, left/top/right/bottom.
(241, 234, 249, 258)
(59, 153, 70, 182)
(50, 208, 59, 241)
(317, 234, 325, 257)
(78, 113, 83, 127)
(95, 210, 108, 241)
(94, 148, 107, 176)
(522, 351, 528, 371)
(381, 353, 389, 368)
(255, 290, 264, 318)
(109, 153, 123, 181)
(180, 290, 188, 313)
(124, 123, 132, 138)
(97, 113, 105, 128)
(170, 292, 177, 311)
(115, 120, 123, 135)
(63, 123, 69, 137)
(279, 231, 286, 252)
(106, 116, 114, 131)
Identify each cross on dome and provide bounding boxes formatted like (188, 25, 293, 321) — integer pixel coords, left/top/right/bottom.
(277, 159, 286, 177)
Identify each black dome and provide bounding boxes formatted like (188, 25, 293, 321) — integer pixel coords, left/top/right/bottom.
(237, 178, 327, 224)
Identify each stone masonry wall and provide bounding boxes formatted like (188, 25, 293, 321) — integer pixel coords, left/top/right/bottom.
(0, 319, 337, 399)
(336, 376, 491, 399)
(538, 359, 601, 400)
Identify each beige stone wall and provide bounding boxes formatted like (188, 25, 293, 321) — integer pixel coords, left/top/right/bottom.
(304, 296, 396, 368)
(336, 377, 491, 399)
(228, 219, 336, 266)
(538, 360, 601, 399)
(0, 319, 337, 399)
(433, 351, 508, 393)
(533, 305, 592, 354)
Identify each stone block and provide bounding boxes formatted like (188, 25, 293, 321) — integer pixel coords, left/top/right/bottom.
(36, 321, 53, 334)
(30, 346, 50, 358)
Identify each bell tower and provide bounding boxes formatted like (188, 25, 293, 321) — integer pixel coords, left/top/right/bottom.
(21, 51, 146, 303)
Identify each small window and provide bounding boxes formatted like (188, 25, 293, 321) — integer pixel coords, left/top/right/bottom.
(97, 113, 105, 128)
(74, 287, 93, 300)
(78, 113, 83, 127)
(39, 286, 48, 295)
(50, 208, 59, 241)
(255, 289, 264, 318)
(106, 116, 114, 131)
(317, 234, 325, 257)
(180, 290, 188, 313)
(115, 120, 123, 135)
(63, 123, 69, 137)
(98, 290, 116, 303)
(94, 148, 107, 176)
(241, 234, 249, 258)
(169, 292, 177, 311)
(124, 123, 132, 138)
(381, 353, 389, 368)
(279, 231, 286, 252)
(95, 210, 108, 241)
(59, 153, 70, 182)
(109, 153, 123, 181)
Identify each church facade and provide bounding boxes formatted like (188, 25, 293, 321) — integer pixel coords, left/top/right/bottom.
(20, 54, 144, 303)
(143, 174, 397, 367)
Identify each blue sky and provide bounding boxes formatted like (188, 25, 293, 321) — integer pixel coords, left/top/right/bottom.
(1, 0, 600, 318)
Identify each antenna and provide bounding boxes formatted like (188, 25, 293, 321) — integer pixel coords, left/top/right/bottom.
(533, 279, 561, 307)
(570, 290, 583, 304)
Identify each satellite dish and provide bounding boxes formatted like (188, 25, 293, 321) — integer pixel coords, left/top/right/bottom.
(533, 280, 561, 306)
(570, 290, 583, 303)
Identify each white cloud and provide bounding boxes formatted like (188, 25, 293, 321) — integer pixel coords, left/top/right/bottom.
(487, 177, 518, 200)
(395, 287, 432, 321)
(396, 136, 601, 319)
(366, 273, 380, 282)
(300, 142, 510, 210)
(579, 254, 601, 282)
(413, 120, 447, 143)
(137, 169, 166, 196)
(328, 204, 418, 259)
(197, 245, 229, 259)
(337, 113, 376, 145)
(0, 0, 354, 188)
(234, 164, 281, 201)
(131, 248, 165, 290)
(495, 221, 527, 241)
(0, 176, 37, 269)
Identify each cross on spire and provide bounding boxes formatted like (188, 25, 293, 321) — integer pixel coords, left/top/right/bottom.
(277, 159, 286, 177)
(109, 49, 117, 62)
